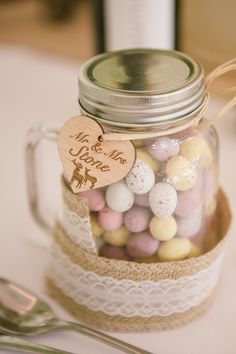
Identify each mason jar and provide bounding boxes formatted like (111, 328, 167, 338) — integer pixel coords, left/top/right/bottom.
(26, 48, 233, 332)
(73, 48, 219, 262)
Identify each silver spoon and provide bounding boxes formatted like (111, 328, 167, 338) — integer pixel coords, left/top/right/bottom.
(0, 278, 152, 354)
(0, 335, 72, 354)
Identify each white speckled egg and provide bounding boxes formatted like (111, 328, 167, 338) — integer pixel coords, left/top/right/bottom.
(106, 181, 134, 212)
(166, 155, 198, 191)
(126, 159, 155, 194)
(180, 135, 213, 168)
(149, 182, 177, 218)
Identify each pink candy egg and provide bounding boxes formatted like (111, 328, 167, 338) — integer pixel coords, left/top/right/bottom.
(134, 192, 150, 207)
(176, 207, 202, 238)
(100, 244, 130, 260)
(124, 206, 152, 233)
(98, 206, 123, 231)
(126, 232, 160, 258)
(174, 174, 203, 218)
(79, 189, 105, 211)
(147, 137, 179, 162)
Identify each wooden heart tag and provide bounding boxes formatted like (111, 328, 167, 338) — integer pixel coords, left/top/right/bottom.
(57, 116, 136, 193)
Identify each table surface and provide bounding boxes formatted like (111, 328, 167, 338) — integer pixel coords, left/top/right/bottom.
(0, 46, 236, 354)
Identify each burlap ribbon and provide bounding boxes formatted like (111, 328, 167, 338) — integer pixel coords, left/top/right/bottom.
(46, 188, 231, 332)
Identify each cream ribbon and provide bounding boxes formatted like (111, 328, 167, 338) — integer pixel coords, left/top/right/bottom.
(48, 242, 223, 318)
(100, 58, 236, 141)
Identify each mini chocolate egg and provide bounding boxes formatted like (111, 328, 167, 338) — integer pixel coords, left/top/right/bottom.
(205, 198, 217, 217)
(79, 189, 105, 211)
(124, 206, 152, 233)
(176, 207, 202, 238)
(100, 244, 130, 260)
(166, 155, 198, 191)
(188, 243, 201, 258)
(134, 192, 150, 207)
(204, 169, 218, 201)
(157, 237, 191, 261)
(149, 215, 177, 241)
(126, 232, 159, 258)
(106, 181, 134, 212)
(103, 226, 130, 247)
(90, 214, 103, 238)
(149, 182, 177, 218)
(98, 206, 123, 231)
(171, 128, 199, 140)
(133, 255, 159, 263)
(126, 159, 155, 194)
(174, 174, 203, 218)
(180, 135, 213, 168)
(95, 237, 104, 250)
(136, 149, 160, 172)
(133, 139, 145, 148)
(148, 137, 180, 162)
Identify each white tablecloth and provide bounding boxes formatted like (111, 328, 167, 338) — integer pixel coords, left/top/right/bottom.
(0, 46, 236, 354)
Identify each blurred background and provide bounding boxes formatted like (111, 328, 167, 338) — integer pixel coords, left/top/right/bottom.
(0, 0, 235, 231)
(0, 3, 235, 354)
(0, 0, 235, 102)
(0, 0, 235, 71)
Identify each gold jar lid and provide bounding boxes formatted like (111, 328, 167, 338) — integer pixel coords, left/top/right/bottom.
(78, 49, 205, 126)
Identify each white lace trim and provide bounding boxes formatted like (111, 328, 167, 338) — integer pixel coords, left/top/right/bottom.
(48, 244, 223, 318)
(60, 204, 97, 255)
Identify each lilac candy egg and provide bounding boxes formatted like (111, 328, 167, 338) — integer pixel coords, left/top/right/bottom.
(100, 244, 130, 260)
(98, 206, 123, 231)
(126, 232, 160, 258)
(176, 207, 202, 238)
(124, 206, 152, 233)
(79, 189, 105, 211)
(204, 169, 218, 201)
(147, 137, 180, 162)
(174, 174, 203, 218)
(134, 192, 150, 207)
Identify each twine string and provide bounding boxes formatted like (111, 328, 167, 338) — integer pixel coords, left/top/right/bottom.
(100, 58, 236, 141)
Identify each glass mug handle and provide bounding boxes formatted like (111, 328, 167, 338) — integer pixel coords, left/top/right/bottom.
(25, 123, 62, 234)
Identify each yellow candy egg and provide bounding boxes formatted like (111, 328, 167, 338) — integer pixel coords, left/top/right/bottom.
(133, 139, 145, 148)
(133, 255, 159, 263)
(188, 244, 201, 258)
(90, 214, 103, 238)
(136, 149, 160, 172)
(180, 136, 213, 168)
(166, 155, 198, 191)
(157, 237, 191, 261)
(205, 197, 217, 217)
(103, 226, 130, 247)
(149, 216, 177, 241)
